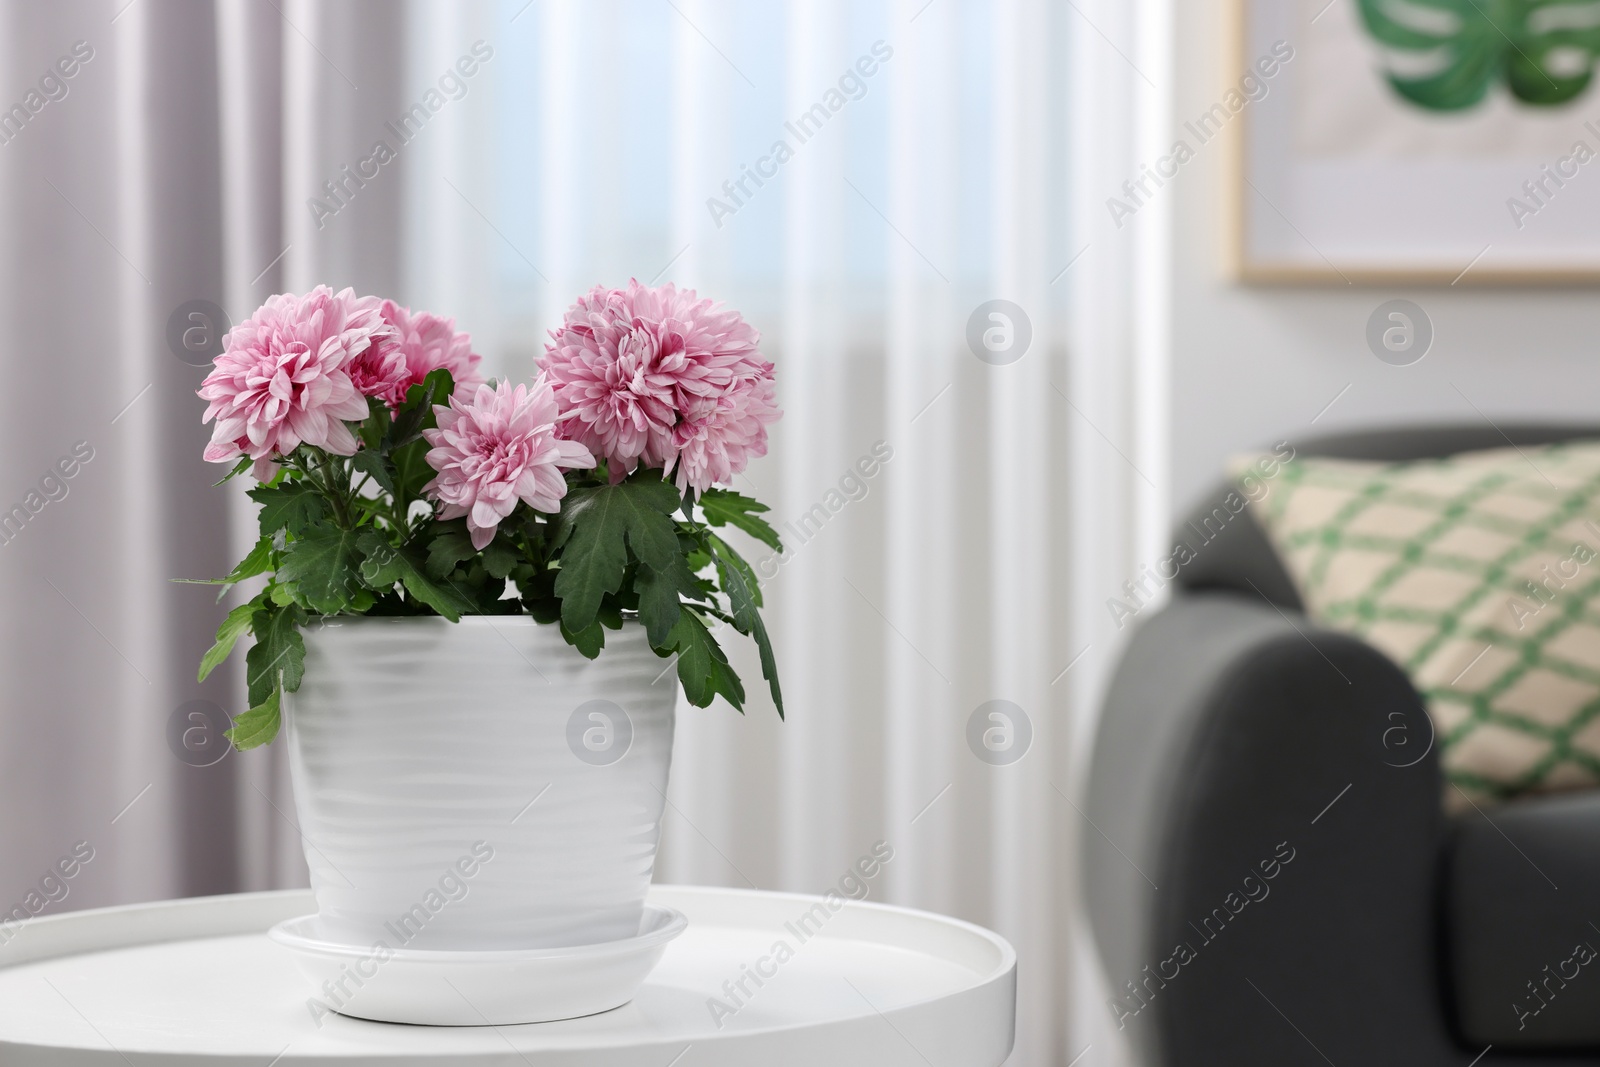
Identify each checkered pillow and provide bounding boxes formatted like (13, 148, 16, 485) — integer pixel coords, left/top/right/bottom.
(1240, 441, 1600, 806)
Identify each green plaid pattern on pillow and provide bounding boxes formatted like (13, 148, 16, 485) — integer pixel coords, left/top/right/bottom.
(1241, 441, 1600, 806)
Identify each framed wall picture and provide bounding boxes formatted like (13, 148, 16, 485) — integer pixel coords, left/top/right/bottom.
(1233, 0, 1600, 283)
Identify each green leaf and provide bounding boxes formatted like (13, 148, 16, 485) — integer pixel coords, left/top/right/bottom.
(482, 537, 521, 580)
(554, 472, 683, 633)
(528, 597, 561, 624)
(356, 530, 408, 589)
(711, 536, 783, 717)
(212, 455, 253, 486)
(249, 482, 325, 537)
(548, 489, 590, 553)
(278, 524, 364, 614)
(358, 395, 392, 451)
(636, 556, 705, 649)
(1356, 0, 1598, 111)
(706, 531, 763, 609)
(661, 610, 744, 710)
(197, 594, 265, 682)
(699, 488, 783, 552)
(635, 565, 684, 647)
(1357, 0, 1456, 49)
(521, 568, 561, 623)
(425, 367, 455, 403)
(390, 438, 434, 506)
(177, 533, 276, 588)
(561, 616, 607, 658)
(226, 686, 280, 750)
(1385, 44, 1499, 111)
(358, 529, 473, 620)
(481, 587, 524, 615)
(425, 524, 477, 578)
(245, 604, 305, 706)
(398, 564, 475, 621)
(389, 368, 454, 445)
(349, 449, 395, 496)
(1508, 41, 1594, 106)
(226, 533, 275, 584)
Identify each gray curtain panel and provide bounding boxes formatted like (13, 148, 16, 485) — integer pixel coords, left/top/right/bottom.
(0, 0, 237, 916)
(0, 0, 410, 923)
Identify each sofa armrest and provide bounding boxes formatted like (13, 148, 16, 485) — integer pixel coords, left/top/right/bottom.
(1084, 592, 1461, 1066)
(1447, 790, 1600, 1048)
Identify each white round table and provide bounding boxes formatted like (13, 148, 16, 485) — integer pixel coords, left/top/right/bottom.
(0, 885, 1016, 1065)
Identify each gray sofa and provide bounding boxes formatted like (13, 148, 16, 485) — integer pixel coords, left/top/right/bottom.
(1085, 425, 1600, 1066)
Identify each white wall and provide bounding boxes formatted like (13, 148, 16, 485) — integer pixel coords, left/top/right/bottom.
(1169, 1, 1600, 516)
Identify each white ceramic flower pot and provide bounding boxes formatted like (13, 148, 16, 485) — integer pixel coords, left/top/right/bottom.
(283, 616, 676, 952)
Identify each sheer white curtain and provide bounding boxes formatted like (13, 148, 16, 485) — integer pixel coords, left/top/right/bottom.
(227, 2, 1165, 1064)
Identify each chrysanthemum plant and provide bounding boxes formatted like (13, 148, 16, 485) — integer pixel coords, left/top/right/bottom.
(191, 283, 783, 750)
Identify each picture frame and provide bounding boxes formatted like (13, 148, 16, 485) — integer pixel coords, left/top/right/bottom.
(1231, 0, 1600, 284)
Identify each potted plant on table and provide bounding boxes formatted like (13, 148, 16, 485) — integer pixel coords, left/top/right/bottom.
(188, 282, 782, 1021)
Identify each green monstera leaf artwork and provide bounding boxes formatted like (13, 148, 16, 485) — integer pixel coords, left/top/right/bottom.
(1359, 0, 1600, 110)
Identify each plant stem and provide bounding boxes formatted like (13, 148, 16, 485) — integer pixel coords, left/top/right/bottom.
(298, 448, 352, 530)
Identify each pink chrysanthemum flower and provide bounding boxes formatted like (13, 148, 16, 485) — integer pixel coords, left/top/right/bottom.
(384, 300, 485, 399)
(540, 280, 779, 492)
(346, 301, 485, 409)
(672, 376, 780, 494)
(345, 335, 411, 409)
(199, 286, 390, 479)
(422, 378, 595, 549)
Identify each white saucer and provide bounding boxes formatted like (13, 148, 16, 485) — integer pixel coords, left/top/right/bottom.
(267, 905, 688, 1026)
